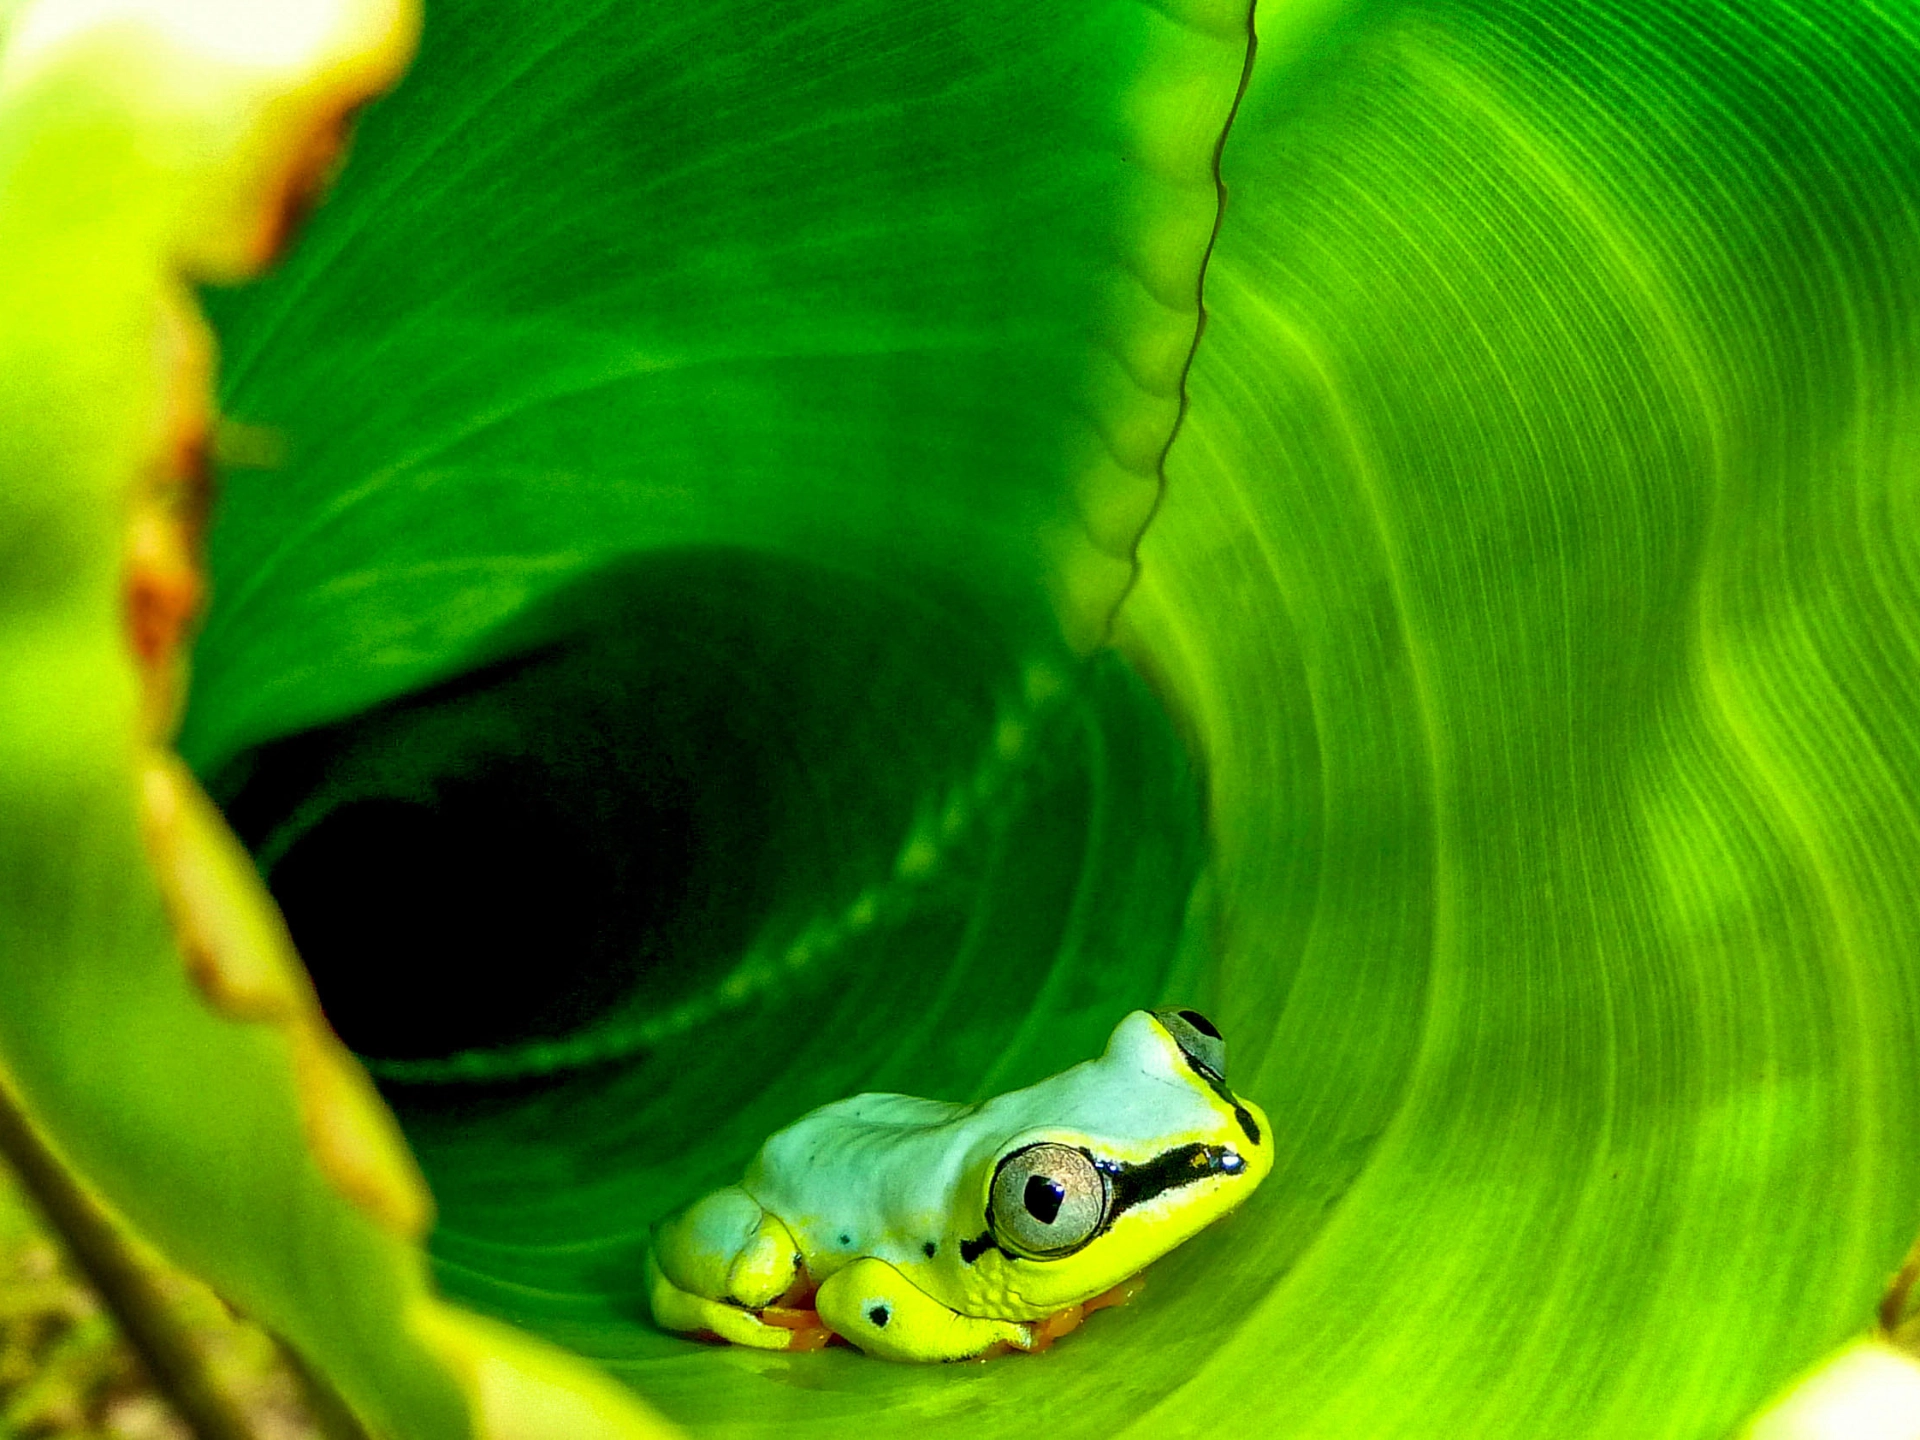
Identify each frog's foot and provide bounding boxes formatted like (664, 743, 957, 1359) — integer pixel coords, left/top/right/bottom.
(771, 1269, 821, 1310)
(1085, 1272, 1147, 1318)
(651, 1186, 806, 1308)
(816, 1258, 1030, 1363)
(646, 1188, 836, 1351)
(645, 1247, 835, 1351)
(755, 1305, 835, 1352)
(1020, 1273, 1147, 1353)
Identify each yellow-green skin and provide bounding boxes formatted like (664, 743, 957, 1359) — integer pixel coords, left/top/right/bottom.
(646, 1010, 1273, 1362)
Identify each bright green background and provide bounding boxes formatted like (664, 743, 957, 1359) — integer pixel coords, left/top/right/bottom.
(184, 0, 1920, 1435)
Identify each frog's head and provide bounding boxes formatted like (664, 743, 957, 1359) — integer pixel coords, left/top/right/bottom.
(964, 1008, 1273, 1313)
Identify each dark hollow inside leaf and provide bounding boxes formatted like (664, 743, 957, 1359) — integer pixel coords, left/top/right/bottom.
(209, 549, 1208, 1367)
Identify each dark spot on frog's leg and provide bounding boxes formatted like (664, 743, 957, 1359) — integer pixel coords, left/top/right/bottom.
(923, 1240, 937, 1258)
(959, 1231, 997, 1265)
(1234, 1105, 1261, 1145)
(868, 1304, 890, 1328)
(839, 1233, 851, 1247)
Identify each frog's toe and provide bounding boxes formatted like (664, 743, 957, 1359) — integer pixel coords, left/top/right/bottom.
(761, 1308, 835, 1353)
(1019, 1273, 1147, 1353)
(1084, 1272, 1147, 1316)
(651, 1187, 804, 1310)
(728, 1214, 806, 1308)
(700, 1301, 827, 1351)
(1022, 1304, 1084, 1352)
(646, 1246, 830, 1351)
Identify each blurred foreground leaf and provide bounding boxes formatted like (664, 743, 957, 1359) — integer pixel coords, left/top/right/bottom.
(0, 1152, 320, 1440)
(0, 1, 678, 1435)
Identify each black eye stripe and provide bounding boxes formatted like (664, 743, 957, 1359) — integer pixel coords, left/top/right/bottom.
(1100, 1143, 1246, 1216)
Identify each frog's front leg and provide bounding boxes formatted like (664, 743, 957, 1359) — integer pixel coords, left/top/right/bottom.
(814, 1258, 1032, 1363)
(646, 1186, 830, 1351)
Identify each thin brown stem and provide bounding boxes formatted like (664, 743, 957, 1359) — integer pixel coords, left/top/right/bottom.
(0, 1070, 264, 1440)
(273, 1335, 382, 1440)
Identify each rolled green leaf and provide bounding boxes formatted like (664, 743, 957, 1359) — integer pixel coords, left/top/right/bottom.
(13, 0, 1919, 1436)
(1126, 0, 1920, 1431)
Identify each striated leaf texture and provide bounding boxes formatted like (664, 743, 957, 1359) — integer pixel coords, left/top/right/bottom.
(1123, 0, 1920, 1432)
(184, 0, 1920, 1437)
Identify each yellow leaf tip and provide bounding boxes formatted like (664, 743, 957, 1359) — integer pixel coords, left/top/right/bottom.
(292, 1024, 435, 1240)
(1743, 1340, 1920, 1440)
(137, 752, 304, 1022)
(1, 0, 421, 281)
(136, 754, 434, 1238)
(413, 1301, 683, 1440)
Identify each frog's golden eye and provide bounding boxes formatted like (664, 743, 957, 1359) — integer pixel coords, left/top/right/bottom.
(989, 1143, 1109, 1259)
(1153, 1007, 1227, 1084)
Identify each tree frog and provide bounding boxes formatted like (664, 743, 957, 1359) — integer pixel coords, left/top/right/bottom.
(645, 1007, 1271, 1362)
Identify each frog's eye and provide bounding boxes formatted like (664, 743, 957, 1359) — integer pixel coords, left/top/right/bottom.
(1153, 1007, 1227, 1084)
(989, 1143, 1109, 1259)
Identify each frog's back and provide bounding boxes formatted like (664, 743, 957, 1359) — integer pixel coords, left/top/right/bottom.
(741, 1092, 980, 1276)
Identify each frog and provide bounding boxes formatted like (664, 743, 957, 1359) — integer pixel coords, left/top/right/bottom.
(644, 1007, 1271, 1362)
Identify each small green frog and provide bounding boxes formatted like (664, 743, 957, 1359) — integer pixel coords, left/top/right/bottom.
(645, 1008, 1271, 1361)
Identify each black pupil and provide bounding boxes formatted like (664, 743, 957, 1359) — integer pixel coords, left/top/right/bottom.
(1179, 1008, 1222, 1039)
(1024, 1174, 1066, 1225)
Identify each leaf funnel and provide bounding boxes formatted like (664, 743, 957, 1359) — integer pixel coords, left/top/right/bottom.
(161, 0, 1920, 1436)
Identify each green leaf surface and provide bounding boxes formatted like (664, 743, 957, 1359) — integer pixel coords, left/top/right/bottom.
(1125, 0, 1920, 1432)
(183, 0, 1242, 764)
(183, 0, 1920, 1436)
